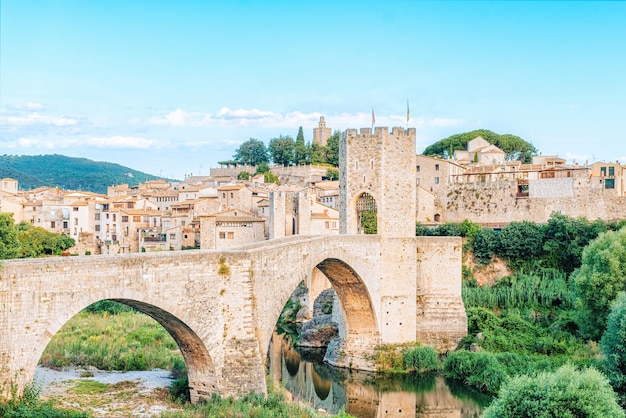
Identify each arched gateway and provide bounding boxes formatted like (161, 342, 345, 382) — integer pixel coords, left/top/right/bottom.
(0, 127, 467, 401)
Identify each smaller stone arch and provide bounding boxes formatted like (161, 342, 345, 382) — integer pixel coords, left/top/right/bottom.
(314, 258, 378, 337)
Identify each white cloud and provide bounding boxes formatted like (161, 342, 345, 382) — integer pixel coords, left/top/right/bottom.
(3, 136, 161, 150)
(11, 102, 45, 111)
(84, 136, 161, 149)
(0, 113, 78, 127)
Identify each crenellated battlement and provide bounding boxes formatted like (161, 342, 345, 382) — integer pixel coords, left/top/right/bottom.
(343, 126, 416, 140)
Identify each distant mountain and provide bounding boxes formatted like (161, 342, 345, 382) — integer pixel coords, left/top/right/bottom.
(0, 154, 169, 194)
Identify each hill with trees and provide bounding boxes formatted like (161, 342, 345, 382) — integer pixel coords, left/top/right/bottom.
(423, 129, 538, 163)
(0, 154, 166, 194)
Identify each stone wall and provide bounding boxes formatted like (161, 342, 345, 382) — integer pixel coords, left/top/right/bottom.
(440, 179, 626, 224)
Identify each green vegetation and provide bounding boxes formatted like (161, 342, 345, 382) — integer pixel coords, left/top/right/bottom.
(483, 365, 624, 418)
(0, 384, 89, 417)
(413, 213, 626, 412)
(573, 227, 626, 340)
(0, 154, 166, 193)
(232, 129, 340, 167)
(422, 129, 538, 163)
(40, 309, 182, 371)
(161, 391, 350, 418)
(0, 213, 75, 260)
(360, 210, 377, 234)
(602, 292, 626, 405)
(232, 138, 270, 166)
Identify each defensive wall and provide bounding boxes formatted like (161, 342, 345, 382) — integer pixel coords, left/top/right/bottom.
(439, 178, 626, 224)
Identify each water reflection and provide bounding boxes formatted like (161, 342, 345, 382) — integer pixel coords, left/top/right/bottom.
(268, 333, 490, 418)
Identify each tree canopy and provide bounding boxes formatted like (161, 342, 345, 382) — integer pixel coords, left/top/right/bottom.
(423, 129, 538, 163)
(573, 227, 626, 340)
(232, 138, 269, 166)
(0, 213, 75, 259)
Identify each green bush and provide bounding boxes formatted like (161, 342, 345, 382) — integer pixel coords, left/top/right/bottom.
(443, 350, 508, 393)
(402, 346, 439, 373)
(573, 227, 626, 340)
(483, 364, 625, 418)
(601, 292, 626, 404)
(0, 384, 89, 417)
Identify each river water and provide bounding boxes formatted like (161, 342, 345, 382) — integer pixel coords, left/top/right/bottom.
(268, 333, 490, 418)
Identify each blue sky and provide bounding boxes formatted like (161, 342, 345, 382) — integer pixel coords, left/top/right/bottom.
(2, 1, 625, 179)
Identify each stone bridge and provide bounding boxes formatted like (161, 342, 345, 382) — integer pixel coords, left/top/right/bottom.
(0, 234, 466, 401)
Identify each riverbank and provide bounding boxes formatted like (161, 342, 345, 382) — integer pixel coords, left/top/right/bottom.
(34, 366, 184, 417)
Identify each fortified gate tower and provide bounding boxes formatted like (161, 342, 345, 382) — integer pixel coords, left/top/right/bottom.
(338, 126, 467, 349)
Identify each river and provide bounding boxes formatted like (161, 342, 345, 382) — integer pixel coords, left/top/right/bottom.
(268, 332, 490, 418)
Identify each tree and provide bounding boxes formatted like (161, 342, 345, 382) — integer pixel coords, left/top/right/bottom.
(293, 127, 308, 165)
(255, 162, 270, 174)
(496, 221, 545, 266)
(268, 135, 295, 166)
(472, 227, 497, 265)
(483, 365, 624, 418)
(360, 211, 377, 234)
(237, 171, 250, 180)
(232, 138, 269, 166)
(573, 228, 626, 340)
(309, 143, 327, 165)
(423, 129, 538, 163)
(601, 292, 626, 404)
(0, 212, 20, 259)
(325, 131, 340, 167)
(325, 168, 338, 181)
(542, 212, 607, 274)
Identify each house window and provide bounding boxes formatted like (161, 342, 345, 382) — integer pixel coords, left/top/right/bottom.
(74, 218, 78, 225)
(325, 221, 330, 229)
(133, 216, 141, 222)
(122, 216, 129, 222)
(227, 232, 234, 239)
(222, 193, 226, 198)
(416, 178, 420, 185)
(601, 167, 607, 176)
(230, 192, 234, 198)
(164, 220, 171, 228)
(416, 165, 420, 172)
(95, 213, 100, 220)
(73, 207, 79, 211)
(63, 221, 68, 229)
(113, 214, 116, 221)
(609, 167, 615, 176)
(219, 232, 226, 239)
(606, 178, 615, 189)
(435, 177, 440, 184)
(51, 221, 56, 228)
(95, 225, 100, 232)
(170, 234, 176, 240)
(435, 164, 440, 171)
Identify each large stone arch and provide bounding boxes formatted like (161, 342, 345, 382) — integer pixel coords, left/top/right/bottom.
(21, 294, 218, 403)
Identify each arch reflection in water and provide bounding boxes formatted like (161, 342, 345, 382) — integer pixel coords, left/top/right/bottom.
(268, 333, 489, 418)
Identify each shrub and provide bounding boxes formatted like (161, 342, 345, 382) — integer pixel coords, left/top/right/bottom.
(483, 364, 625, 418)
(601, 292, 626, 404)
(402, 346, 439, 373)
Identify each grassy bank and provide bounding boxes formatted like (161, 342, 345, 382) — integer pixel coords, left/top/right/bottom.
(40, 310, 183, 371)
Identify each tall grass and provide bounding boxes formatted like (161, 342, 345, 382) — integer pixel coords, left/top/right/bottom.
(40, 311, 182, 371)
(462, 269, 573, 310)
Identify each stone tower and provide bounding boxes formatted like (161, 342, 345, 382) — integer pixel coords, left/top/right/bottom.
(313, 116, 332, 146)
(339, 126, 417, 237)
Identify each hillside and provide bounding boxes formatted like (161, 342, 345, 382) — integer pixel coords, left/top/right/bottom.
(0, 154, 167, 194)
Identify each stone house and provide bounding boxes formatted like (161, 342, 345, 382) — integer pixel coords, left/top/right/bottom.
(454, 136, 507, 166)
(218, 184, 254, 212)
(199, 208, 266, 250)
